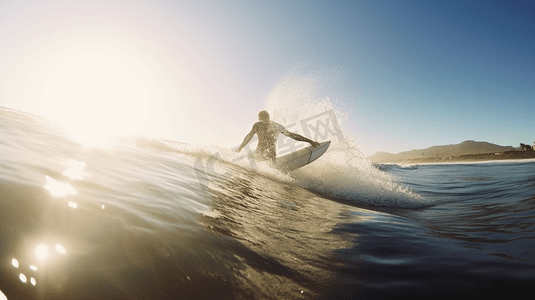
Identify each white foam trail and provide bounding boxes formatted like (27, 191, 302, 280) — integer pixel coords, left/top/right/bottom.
(292, 139, 431, 208)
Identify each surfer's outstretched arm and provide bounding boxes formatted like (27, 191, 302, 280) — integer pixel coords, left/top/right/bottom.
(235, 127, 256, 152)
(281, 130, 320, 147)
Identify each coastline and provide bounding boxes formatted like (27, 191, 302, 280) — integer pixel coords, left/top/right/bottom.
(372, 151, 535, 164)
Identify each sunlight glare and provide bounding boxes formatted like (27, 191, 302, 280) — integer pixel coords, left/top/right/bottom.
(39, 36, 153, 147)
(36, 245, 49, 260)
(11, 258, 19, 268)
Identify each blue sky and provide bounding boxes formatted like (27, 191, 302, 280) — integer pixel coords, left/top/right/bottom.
(1, 0, 534, 156)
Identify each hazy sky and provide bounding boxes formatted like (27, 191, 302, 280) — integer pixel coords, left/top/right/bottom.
(1, 0, 534, 156)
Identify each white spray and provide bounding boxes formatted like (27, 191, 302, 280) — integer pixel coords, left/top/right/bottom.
(263, 70, 432, 208)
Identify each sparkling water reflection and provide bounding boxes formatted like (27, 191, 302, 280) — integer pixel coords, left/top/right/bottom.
(35, 245, 49, 260)
(62, 159, 90, 180)
(44, 176, 76, 197)
(55, 244, 66, 254)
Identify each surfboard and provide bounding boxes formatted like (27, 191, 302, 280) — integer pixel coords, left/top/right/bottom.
(274, 141, 331, 171)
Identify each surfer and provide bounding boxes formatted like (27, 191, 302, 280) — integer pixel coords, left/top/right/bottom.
(235, 110, 320, 161)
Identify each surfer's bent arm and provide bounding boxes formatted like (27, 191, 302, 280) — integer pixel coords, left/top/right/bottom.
(235, 127, 257, 152)
(281, 129, 320, 147)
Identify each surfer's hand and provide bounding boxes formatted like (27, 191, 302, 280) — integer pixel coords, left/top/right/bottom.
(310, 141, 320, 147)
(234, 148, 241, 153)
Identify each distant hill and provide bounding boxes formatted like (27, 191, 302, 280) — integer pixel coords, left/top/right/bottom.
(368, 140, 517, 162)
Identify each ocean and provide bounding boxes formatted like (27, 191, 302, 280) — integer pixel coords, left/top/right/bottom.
(1, 105, 534, 299)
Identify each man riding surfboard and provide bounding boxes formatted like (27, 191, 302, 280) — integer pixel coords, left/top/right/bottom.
(235, 111, 320, 161)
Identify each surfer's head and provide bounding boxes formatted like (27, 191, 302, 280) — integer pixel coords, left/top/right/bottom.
(258, 110, 270, 122)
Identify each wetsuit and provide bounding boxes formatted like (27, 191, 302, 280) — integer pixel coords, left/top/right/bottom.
(237, 121, 316, 161)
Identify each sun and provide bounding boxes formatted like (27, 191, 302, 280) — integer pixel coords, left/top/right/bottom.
(38, 35, 154, 147)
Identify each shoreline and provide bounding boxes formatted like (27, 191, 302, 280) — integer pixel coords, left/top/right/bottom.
(372, 151, 535, 164)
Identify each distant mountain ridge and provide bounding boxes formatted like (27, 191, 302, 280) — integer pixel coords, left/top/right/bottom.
(368, 140, 517, 162)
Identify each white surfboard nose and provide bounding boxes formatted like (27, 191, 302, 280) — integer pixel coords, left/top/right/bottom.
(275, 141, 331, 171)
(309, 141, 331, 163)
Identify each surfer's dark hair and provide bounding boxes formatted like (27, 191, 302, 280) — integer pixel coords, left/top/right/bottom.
(258, 111, 270, 122)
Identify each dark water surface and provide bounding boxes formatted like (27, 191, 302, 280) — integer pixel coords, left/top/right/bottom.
(1, 107, 534, 299)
